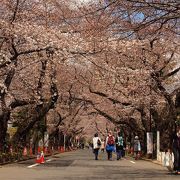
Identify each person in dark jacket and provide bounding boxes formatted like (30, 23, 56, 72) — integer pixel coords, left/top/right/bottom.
(115, 132, 124, 160)
(172, 127, 180, 174)
(122, 141, 126, 157)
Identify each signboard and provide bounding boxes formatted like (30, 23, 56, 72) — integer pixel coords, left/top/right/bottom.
(44, 132, 49, 147)
(147, 132, 153, 154)
(7, 127, 18, 138)
(38, 139, 43, 147)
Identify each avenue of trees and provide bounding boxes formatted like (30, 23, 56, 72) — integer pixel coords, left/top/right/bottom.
(0, 0, 179, 153)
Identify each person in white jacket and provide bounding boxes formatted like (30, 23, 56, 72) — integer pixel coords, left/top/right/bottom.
(163, 148, 174, 172)
(93, 133, 101, 160)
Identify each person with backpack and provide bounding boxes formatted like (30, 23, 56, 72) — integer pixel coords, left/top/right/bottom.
(105, 131, 115, 160)
(115, 132, 124, 160)
(92, 133, 102, 160)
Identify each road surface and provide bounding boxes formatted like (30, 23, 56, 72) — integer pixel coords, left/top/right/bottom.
(0, 149, 179, 180)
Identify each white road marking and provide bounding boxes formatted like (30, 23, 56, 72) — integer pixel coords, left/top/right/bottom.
(27, 163, 39, 168)
(130, 161, 136, 164)
(27, 159, 53, 168)
(46, 159, 52, 162)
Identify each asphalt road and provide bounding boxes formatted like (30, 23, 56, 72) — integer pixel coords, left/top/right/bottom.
(0, 149, 179, 180)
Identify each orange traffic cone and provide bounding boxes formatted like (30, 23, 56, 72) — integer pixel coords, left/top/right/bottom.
(36, 153, 41, 163)
(130, 147, 134, 155)
(37, 147, 41, 153)
(40, 151, 45, 163)
(137, 151, 141, 159)
(10, 146, 13, 154)
(23, 147, 27, 156)
(44, 147, 48, 154)
(51, 146, 54, 153)
(29, 147, 33, 156)
(60, 146, 64, 153)
(36, 151, 45, 164)
(58, 146, 61, 153)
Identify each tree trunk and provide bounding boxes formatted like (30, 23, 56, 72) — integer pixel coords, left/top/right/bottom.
(0, 111, 10, 152)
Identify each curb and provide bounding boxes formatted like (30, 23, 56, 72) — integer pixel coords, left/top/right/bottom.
(141, 157, 162, 166)
(141, 157, 179, 175)
(0, 153, 56, 166)
(0, 150, 76, 166)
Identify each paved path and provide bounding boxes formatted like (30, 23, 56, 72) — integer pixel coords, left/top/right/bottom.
(0, 149, 179, 180)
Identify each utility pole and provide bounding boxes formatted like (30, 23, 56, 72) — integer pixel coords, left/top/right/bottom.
(147, 73, 153, 157)
(157, 131, 160, 161)
(149, 75, 152, 132)
(64, 132, 66, 151)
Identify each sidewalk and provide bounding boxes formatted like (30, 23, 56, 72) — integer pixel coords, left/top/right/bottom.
(141, 157, 178, 174)
(0, 151, 59, 166)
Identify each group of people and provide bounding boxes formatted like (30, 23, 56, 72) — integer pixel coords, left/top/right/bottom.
(92, 127, 180, 175)
(92, 131, 132, 161)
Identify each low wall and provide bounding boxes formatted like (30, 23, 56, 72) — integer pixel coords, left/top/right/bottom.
(157, 151, 165, 164)
(157, 151, 174, 168)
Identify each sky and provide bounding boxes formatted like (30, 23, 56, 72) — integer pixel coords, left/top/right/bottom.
(68, 0, 97, 9)
(75, 0, 95, 3)
(71, 0, 97, 6)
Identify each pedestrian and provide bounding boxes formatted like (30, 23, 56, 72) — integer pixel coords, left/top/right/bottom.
(101, 140, 105, 152)
(163, 148, 174, 172)
(115, 132, 124, 160)
(172, 127, 180, 174)
(92, 133, 101, 160)
(134, 136, 141, 160)
(105, 131, 115, 160)
(81, 143, 84, 149)
(122, 140, 126, 157)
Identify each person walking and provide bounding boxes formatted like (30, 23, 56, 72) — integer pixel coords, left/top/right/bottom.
(101, 140, 105, 152)
(92, 133, 101, 160)
(163, 148, 174, 172)
(172, 127, 180, 174)
(122, 140, 126, 157)
(115, 132, 124, 160)
(105, 131, 115, 160)
(134, 136, 141, 160)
